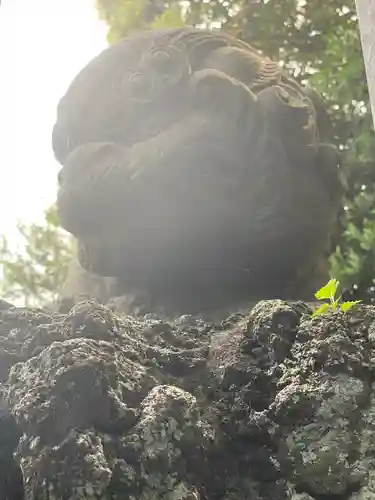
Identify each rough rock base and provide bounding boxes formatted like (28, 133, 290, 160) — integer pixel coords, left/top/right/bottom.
(1, 298, 375, 499)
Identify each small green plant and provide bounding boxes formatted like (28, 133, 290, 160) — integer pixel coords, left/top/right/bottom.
(313, 278, 361, 317)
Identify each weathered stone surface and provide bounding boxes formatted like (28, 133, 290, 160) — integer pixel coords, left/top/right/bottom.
(53, 27, 343, 312)
(2, 299, 375, 499)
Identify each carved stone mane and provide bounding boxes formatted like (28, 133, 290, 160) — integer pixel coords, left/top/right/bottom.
(52, 27, 343, 313)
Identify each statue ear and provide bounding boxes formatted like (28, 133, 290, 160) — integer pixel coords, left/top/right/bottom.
(258, 84, 311, 126)
(257, 84, 318, 164)
(190, 68, 260, 142)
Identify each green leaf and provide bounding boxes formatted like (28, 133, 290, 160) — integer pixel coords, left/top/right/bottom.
(331, 298, 341, 311)
(312, 303, 331, 317)
(0, 204, 73, 307)
(340, 300, 362, 312)
(314, 278, 339, 301)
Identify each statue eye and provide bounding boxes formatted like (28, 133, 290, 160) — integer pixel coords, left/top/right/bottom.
(128, 72, 155, 103)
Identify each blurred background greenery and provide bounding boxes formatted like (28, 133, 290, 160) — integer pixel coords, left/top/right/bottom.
(1, 0, 374, 307)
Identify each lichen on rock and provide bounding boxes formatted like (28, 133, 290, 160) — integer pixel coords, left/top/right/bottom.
(1, 298, 375, 499)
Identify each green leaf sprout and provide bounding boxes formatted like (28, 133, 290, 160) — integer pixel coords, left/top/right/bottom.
(312, 278, 361, 317)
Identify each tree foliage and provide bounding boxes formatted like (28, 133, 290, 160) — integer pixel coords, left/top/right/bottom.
(1, 0, 375, 305)
(0, 206, 72, 307)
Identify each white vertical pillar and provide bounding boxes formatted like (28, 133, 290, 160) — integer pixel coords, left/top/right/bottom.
(355, 0, 375, 129)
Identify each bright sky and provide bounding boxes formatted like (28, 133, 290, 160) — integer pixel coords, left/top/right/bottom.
(0, 0, 108, 241)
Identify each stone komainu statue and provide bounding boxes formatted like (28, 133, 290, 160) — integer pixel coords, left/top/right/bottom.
(52, 27, 343, 312)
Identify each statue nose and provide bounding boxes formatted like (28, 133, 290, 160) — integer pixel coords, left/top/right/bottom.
(52, 122, 78, 165)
